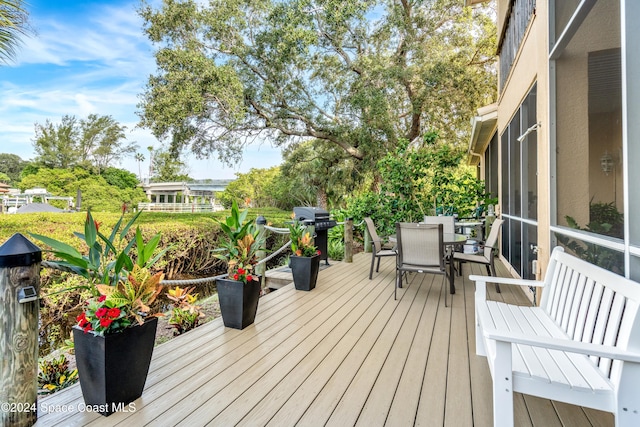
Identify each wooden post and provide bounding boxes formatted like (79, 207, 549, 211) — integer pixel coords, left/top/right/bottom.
(344, 218, 353, 263)
(0, 234, 41, 427)
(255, 216, 267, 292)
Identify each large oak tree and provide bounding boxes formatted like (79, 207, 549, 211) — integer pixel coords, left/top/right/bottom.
(138, 0, 496, 168)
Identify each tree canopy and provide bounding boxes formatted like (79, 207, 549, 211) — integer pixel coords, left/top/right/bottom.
(18, 167, 147, 212)
(32, 114, 137, 173)
(0, 152, 26, 183)
(138, 0, 496, 169)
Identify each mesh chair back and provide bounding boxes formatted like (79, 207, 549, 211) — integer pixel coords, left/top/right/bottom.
(364, 217, 383, 252)
(396, 222, 444, 270)
(422, 216, 455, 234)
(483, 218, 504, 259)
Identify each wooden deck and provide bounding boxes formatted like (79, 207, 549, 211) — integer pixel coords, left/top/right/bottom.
(36, 253, 614, 426)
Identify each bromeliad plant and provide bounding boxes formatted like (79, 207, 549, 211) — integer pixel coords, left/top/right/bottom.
(288, 216, 319, 257)
(214, 200, 266, 284)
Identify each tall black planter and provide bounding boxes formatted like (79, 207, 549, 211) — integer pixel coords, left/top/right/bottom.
(72, 316, 157, 416)
(217, 276, 261, 329)
(290, 254, 320, 291)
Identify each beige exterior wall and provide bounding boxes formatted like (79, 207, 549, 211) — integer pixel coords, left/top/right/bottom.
(495, 1, 551, 278)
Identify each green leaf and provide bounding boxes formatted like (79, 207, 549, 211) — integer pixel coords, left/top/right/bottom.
(120, 210, 143, 240)
(84, 211, 97, 248)
(29, 233, 84, 259)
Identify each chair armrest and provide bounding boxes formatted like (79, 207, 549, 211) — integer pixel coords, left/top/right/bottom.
(484, 327, 640, 363)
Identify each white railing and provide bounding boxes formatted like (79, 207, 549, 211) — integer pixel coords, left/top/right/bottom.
(137, 203, 225, 213)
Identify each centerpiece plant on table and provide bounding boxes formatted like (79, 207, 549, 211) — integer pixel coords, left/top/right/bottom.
(288, 216, 321, 291)
(214, 200, 266, 330)
(30, 209, 169, 416)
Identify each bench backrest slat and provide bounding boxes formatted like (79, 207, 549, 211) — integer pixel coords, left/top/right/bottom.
(590, 287, 615, 366)
(566, 273, 588, 338)
(571, 277, 593, 341)
(600, 293, 627, 375)
(540, 247, 640, 381)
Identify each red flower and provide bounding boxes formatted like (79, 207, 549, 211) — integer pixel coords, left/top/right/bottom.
(93, 220, 101, 232)
(98, 295, 106, 302)
(246, 274, 253, 282)
(237, 268, 245, 275)
(83, 324, 93, 333)
(233, 273, 239, 280)
(317, 250, 321, 255)
(95, 307, 108, 318)
(99, 318, 113, 328)
(107, 308, 120, 319)
(76, 312, 87, 322)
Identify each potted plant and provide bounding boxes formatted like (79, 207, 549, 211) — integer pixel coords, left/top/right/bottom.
(214, 201, 266, 329)
(288, 218, 321, 291)
(31, 210, 168, 415)
(73, 264, 163, 415)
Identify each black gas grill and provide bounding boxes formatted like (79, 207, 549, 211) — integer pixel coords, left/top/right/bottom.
(293, 207, 337, 264)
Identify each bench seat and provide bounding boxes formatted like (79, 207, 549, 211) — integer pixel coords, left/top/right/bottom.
(472, 247, 640, 427)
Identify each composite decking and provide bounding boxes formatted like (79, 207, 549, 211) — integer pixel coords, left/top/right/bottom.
(36, 253, 614, 426)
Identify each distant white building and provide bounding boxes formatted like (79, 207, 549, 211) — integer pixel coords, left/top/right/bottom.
(1, 187, 73, 214)
(138, 180, 233, 212)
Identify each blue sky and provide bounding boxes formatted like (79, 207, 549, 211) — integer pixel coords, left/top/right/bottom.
(0, 0, 283, 180)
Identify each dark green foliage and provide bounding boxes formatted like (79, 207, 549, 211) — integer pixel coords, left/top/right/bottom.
(17, 167, 147, 212)
(0, 153, 27, 183)
(346, 136, 492, 237)
(557, 201, 625, 274)
(102, 167, 140, 190)
(588, 201, 624, 238)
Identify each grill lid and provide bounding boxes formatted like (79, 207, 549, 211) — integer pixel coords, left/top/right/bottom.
(293, 206, 330, 221)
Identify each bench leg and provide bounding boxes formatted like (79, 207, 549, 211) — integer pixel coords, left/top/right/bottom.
(493, 340, 514, 427)
(475, 320, 486, 356)
(617, 368, 640, 427)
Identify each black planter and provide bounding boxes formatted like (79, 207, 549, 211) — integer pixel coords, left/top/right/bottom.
(72, 316, 157, 416)
(217, 276, 261, 329)
(290, 254, 321, 291)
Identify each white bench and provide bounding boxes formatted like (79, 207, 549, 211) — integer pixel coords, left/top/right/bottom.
(471, 246, 640, 427)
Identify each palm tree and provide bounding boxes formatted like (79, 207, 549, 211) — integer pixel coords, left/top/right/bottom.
(147, 146, 154, 180)
(0, 0, 30, 64)
(134, 153, 145, 181)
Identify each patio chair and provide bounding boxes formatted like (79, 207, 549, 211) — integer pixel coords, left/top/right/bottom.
(395, 222, 448, 306)
(453, 218, 504, 292)
(422, 215, 458, 256)
(364, 217, 397, 280)
(422, 215, 455, 234)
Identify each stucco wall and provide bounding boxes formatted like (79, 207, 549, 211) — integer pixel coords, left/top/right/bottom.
(496, 0, 550, 278)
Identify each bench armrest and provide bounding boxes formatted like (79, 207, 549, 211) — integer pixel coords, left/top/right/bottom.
(484, 327, 640, 363)
(471, 275, 545, 302)
(469, 275, 544, 287)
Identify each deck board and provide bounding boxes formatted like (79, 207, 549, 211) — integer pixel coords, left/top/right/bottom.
(35, 252, 615, 427)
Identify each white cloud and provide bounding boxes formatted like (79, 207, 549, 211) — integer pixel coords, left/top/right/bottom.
(0, 0, 283, 179)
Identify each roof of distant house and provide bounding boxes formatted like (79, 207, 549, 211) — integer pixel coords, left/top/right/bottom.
(15, 203, 65, 214)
